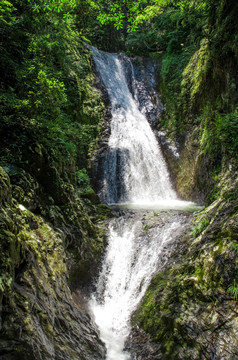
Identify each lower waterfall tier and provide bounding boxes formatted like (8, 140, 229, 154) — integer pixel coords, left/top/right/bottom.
(89, 209, 193, 360)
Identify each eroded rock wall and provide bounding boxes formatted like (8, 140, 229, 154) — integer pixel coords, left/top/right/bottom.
(0, 162, 108, 360)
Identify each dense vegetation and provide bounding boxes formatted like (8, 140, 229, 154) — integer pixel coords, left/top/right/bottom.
(0, 0, 106, 170)
(0, 0, 237, 358)
(0, 2, 109, 358)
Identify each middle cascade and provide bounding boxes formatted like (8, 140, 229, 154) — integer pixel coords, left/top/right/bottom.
(91, 47, 177, 205)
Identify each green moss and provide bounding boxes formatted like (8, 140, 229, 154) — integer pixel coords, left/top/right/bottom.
(0, 167, 11, 203)
(191, 216, 209, 237)
(194, 265, 204, 282)
(181, 38, 210, 102)
(0, 274, 13, 293)
(143, 224, 149, 231)
(227, 281, 238, 301)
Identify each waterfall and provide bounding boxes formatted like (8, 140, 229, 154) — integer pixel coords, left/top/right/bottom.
(90, 215, 189, 360)
(90, 46, 177, 206)
(89, 47, 198, 360)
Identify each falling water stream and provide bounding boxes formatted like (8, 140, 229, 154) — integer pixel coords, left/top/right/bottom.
(89, 47, 198, 359)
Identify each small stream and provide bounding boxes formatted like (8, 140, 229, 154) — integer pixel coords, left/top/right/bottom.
(88, 47, 199, 359)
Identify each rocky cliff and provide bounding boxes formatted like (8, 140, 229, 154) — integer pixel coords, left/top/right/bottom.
(126, 1, 238, 357)
(0, 155, 109, 359)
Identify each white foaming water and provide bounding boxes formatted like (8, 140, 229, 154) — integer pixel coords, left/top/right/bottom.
(90, 46, 177, 205)
(89, 47, 198, 359)
(90, 217, 186, 360)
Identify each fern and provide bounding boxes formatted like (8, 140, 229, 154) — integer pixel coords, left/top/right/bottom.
(227, 281, 238, 301)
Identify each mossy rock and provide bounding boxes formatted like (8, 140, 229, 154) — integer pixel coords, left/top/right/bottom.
(131, 196, 238, 359)
(0, 167, 11, 203)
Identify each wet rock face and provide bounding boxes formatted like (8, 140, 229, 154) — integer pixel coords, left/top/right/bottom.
(0, 166, 106, 359)
(125, 326, 162, 360)
(156, 126, 218, 205)
(130, 57, 163, 129)
(1, 269, 106, 360)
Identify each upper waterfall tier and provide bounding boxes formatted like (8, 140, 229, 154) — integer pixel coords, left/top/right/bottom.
(90, 46, 177, 205)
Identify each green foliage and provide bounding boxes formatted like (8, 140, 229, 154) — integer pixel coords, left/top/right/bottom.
(233, 244, 238, 253)
(89, 0, 150, 32)
(0, 0, 16, 25)
(143, 224, 149, 231)
(26, 0, 77, 22)
(76, 168, 90, 188)
(0, 274, 13, 293)
(89, 0, 206, 34)
(89, 0, 209, 35)
(0, 0, 105, 173)
(227, 281, 238, 301)
(126, 7, 194, 54)
(181, 38, 210, 100)
(192, 216, 209, 237)
(198, 106, 238, 163)
(216, 110, 238, 156)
